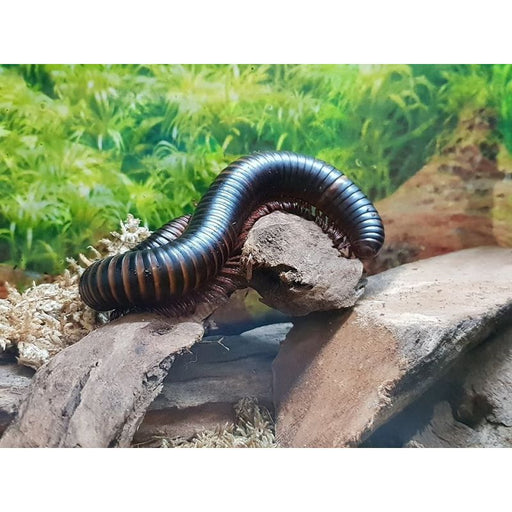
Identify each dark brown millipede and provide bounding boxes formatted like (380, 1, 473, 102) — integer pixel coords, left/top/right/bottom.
(79, 151, 385, 316)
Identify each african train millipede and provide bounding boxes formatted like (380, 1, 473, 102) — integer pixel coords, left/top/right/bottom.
(79, 151, 385, 316)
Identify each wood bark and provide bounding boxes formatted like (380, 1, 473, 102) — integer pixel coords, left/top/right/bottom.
(0, 314, 204, 447)
(273, 247, 512, 447)
(0, 324, 292, 444)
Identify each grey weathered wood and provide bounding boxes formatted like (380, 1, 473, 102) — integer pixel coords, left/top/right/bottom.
(242, 211, 365, 315)
(0, 359, 33, 436)
(0, 314, 204, 447)
(0, 324, 293, 443)
(273, 247, 512, 447)
(406, 324, 512, 447)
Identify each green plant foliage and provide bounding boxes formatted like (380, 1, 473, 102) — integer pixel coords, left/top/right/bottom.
(0, 64, 511, 275)
(490, 64, 512, 153)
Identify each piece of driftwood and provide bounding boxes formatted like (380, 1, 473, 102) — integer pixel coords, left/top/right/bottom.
(273, 247, 512, 447)
(363, 323, 512, 448)
(242, 211, 365, 315)
(0, 323, 293, 444)
(3, 216, 512, 449)
(0, 355, 33, 436)
(0, 315, 204, 447)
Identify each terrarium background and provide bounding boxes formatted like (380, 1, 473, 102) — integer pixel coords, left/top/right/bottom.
(1, 64, 511, 276)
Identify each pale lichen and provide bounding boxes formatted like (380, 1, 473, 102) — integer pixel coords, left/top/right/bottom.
(0, 215, 151, 369)
(148, 398, 277, 448)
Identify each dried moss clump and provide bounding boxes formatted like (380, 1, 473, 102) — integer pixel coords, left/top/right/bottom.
(0, 215, 151, 369)
(146, 398, 277, 448)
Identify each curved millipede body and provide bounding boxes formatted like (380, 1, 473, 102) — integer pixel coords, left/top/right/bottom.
(79, 151, 385, 314)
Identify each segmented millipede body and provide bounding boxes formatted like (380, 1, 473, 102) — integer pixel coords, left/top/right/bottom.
(79, 151, 385, 316)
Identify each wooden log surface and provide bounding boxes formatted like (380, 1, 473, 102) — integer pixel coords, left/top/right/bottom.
(0, 314, 204, 447)
(1, 323, 294, 444)
(2, 216, 512, 448)
(273, 247, 512, 447)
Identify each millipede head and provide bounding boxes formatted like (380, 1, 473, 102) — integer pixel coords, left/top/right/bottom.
(352, 239, 384, 260)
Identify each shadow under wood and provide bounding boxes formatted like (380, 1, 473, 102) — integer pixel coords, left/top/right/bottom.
(362, 323, 512, 448)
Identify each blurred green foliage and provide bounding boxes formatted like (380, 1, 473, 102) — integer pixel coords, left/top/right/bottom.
(0, 64, 511, 274)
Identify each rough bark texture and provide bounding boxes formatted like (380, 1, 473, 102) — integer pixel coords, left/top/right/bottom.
(0, 356, 33, 435)
(242, 211, 365, 315)
(0, 314, 204, 447)
(4, 210, 510, 449)
(363, 324, 512, 448)
(0, 323, 292, 444)
(273, 247, 512, 447)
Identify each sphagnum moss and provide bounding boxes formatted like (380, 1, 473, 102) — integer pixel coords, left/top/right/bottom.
(0, 215, 150, 368)
(138, 398, 277, 449)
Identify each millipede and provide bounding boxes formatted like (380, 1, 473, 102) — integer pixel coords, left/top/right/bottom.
(79, 151, 385, 316)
